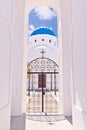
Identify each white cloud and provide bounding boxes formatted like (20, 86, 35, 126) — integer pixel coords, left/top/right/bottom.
(50, 27, 53, 30)
(29, 24, 35, 35)
(34, 6, 56, 20)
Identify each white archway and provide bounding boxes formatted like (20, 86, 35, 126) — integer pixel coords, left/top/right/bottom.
(10, 0, 72, 122)
(0, 0, 87, 130)
(23, 0, 72, 117)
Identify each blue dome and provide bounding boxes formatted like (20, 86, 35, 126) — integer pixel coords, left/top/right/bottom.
(31, 28, 56, 36)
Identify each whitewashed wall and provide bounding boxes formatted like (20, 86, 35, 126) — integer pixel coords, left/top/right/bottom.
(60, 0, 72, 116)
(29, 34, 57, 47)
(11, 0, 25, 116)
(0, 0, 12, 129)
(71, 0, 87, 129)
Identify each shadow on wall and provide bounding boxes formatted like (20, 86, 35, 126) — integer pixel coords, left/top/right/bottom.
(65, 116, 72, 124)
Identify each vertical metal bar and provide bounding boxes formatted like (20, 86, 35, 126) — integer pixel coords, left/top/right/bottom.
(33, 74, 34, 91)
(28, 76, 30, 96)
(42, 72, 44, 112)
(51, 72, 52, 91)
(54, 68, 56, 95)
(32, 74, 33, 91)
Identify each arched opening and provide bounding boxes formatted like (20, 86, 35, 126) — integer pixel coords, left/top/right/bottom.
(26, 6, 64, 119)
(11, 1, 73, 129)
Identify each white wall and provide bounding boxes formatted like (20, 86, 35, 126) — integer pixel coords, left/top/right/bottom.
(60, 0, 72, 116)
(0, 0, 12, 129)
(71, 0, 87, 129)
(29, 35, 57, 47)
(11, 0, 25, 116)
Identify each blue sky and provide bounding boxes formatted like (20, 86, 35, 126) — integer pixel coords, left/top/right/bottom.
(28, 6, 58, 37)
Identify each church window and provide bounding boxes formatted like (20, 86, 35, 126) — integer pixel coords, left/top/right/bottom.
(42, 39, 44, 41)
(49, 40, 51, 43)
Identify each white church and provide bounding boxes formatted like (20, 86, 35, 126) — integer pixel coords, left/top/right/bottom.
(27, 27, 59, 91)
(0, 0, 87, 130)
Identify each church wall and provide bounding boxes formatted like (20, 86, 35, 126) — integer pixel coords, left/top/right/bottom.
(28, 44, 59, 64)
(0, 0, 13, 129)
(29, 35, 57, 47)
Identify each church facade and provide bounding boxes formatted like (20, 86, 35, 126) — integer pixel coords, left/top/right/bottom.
(27, 27, 59, 91)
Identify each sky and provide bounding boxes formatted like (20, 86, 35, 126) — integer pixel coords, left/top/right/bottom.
(28, 6, 58, 37)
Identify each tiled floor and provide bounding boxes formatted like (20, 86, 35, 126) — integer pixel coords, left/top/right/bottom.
(27, 91, 62, 113)
(11, 115, 72, 130)
(26, 116, 72, 130)
(11, 92, 72, 130)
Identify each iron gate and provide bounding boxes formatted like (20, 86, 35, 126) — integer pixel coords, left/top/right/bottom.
(27, 50, 60, 113)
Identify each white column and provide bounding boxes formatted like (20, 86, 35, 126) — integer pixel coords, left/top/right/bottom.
(60, 0, 72, 116)
(0, 0, 13, 129)
(71, 0, 87, 129)
(11, 0, 25, 116)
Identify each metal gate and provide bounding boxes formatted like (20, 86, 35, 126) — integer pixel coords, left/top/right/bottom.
(27, 49, 60, 114)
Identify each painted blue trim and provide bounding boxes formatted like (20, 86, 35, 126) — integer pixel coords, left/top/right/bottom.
(31, 28, 56, 36)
